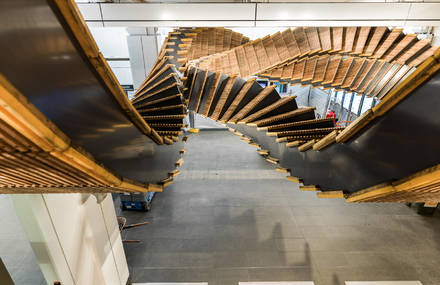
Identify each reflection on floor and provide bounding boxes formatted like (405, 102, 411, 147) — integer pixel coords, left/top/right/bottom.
(133, 281, 423, 285)
(345, 281, 423, 285)
(0, 195, 45, 285)
(134, 283, 208, 285)
(238, 281, 315, 285)
(117, 130, 440, 285)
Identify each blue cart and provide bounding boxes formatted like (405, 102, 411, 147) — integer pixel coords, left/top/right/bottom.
(120, 192, 155, 211)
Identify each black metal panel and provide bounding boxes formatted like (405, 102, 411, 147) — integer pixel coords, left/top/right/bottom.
(188, 69, 206, 110)
(208, 74, 229, 117)
(197, 71, 216, 113)
(229, 69, 440, 192)
(0, 0, 181, 183)
(183, 67, 196, 100)
(219, 77, 246, 119)
(230, 82, 263, 119)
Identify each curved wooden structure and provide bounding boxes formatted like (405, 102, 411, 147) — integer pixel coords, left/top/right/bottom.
(155, 27, 440, 203)
(0, 0, 439, 203)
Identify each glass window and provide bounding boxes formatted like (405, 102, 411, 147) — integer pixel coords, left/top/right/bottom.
(343, 92, 353, 109)
(351, 94, 362, 113)
(361, 96, 374, 114)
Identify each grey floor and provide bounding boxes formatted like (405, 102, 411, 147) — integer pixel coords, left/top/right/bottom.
(0, 195, 46, 285)
(119, 130, 440, 285)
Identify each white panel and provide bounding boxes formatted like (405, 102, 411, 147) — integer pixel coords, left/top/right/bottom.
(255, 21, 406, 27)
(141, 35, 159, 75)
(256, 3, 410, 20)
(404, 21, 440, 26)
(11, 195, 75, 285)
(108, 61, 131, 68)
(134, 283, 208, 285)
(77, 3, 102, 21)
(233, 27, 289, 40)
(86, 22, 104, 28)
(100, 3, 255, 21)
(345, 281, 423, 285)
(43, 194, 108, 285)
(407, 3, 440, 20)
(89, 27, 130, 59)
(110, 67, 133, 86)
(104, 21, 255, 27)
(238, 281, 315, 285)
(100, 195, 129, 284)
(127, 36, 146, 89)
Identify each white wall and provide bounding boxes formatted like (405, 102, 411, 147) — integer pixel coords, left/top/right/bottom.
(89, 27, 134, 86)
(89, 27, 130, 59)
(12, 193, 129, 285)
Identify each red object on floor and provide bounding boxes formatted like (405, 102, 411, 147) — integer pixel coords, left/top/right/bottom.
(326, 110, 336, 118)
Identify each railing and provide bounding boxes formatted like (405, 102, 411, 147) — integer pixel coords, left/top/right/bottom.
(336, 121, 353, 128)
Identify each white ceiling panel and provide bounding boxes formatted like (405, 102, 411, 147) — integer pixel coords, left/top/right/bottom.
(103, 21, 255, 28)
(100, 3, 255, 21)
(256, 3, 411, 21)
(407, 3, 440, 20)
(77, 3, 102, 21)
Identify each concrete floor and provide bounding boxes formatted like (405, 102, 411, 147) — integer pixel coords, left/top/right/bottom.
(118, 130, 440, 285)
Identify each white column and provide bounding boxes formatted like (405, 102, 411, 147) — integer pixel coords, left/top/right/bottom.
(11, 193, 129, 285)
(127, 27, 159, 90)
(432, 26, 440, 46)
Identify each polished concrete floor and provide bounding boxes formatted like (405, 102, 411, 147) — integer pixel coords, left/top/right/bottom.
(119, 130, 440, 285)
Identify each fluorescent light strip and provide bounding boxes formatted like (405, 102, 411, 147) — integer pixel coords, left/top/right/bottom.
(239, 282, 315, 285)
(345, 281, 423, 285)
(133, 283, 208, 285)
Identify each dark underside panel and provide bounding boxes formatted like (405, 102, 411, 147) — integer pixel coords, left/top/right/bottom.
(229, 69, 440, 192)
(0, 0, 181, 183)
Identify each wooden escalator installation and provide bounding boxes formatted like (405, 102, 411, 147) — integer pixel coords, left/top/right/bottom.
(0, 0, 439, 203)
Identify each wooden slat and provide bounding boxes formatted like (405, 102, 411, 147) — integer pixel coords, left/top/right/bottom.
(358, 60, 387, 93)
(281, 63, 295, 80)
(262, 36, 281, 66)
(350, 59, 376, 91)
(272, 31, 290, 61)
(211, 76, 237, 120)
(302, 57, 318, 82)
(291, 59, 306, 81)
(235, 46, 251, 77)
(282, 29, 301, 59)
(293, 27, 311, 56)
(363, 27, 388, 56)
(322, 56, 342, 85)
(229, 85, 277, 123)
(373, 28, 403, 59)
(342, 58, 366, 88)
(353, 27, 371, 54)
(220, 78, 256, 122)
(312, 55, 330, 84)
(343, 27, 357, 53)
(383, 34, 418, 62)
(408, 46, 439, 67)
(200, 73, 221, 116)
(228, 50, 240, 75)
(396, 39, 430, 65)
(244, 43, 260, 75)
(331, 27, 344, 52)
(240, 96, 297, 123)
(253, 39, 271, 71)
(317, 190, 345, 198)
(304, 27, 321, 54)
(318, 27, 332, 52)
(332, 57, 354, 87)
(249, 107, 316, 127)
